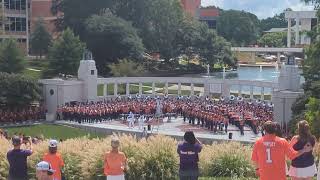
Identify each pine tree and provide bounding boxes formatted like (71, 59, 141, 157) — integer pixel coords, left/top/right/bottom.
(30, 18, 52, 59)
(0, 38, 25, 73)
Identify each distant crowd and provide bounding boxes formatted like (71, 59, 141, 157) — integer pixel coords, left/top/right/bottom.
(0, 106, 46, 124)
(59, 96, 274, 135)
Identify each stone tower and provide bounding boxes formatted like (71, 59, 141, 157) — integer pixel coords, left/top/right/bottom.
(78, 51, 98, 102)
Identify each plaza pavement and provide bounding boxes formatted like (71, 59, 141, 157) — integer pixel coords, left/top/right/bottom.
(57, 117, 260, 144)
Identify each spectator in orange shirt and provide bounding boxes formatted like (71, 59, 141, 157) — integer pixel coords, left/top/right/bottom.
(43, 140, 64, 180)
(104, 137, 127, 180)
(251, 121, 312, 180)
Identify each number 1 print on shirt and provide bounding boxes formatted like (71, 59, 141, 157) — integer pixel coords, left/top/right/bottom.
(266, 148, 272, 163)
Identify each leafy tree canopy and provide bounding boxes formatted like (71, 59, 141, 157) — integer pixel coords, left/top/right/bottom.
(258, 32, 287, 47)
(30, 18, 52, 58)
(108, 59, 146, 77)
(84, 11, 145, 75)
(0, 72, 41, 107)
(46, 28, 85, 76)
(217, 10, 260, 46)
(0, 38, 25, 74)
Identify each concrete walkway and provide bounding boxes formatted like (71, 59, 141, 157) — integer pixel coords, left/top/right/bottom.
(57, 117, 260, 144)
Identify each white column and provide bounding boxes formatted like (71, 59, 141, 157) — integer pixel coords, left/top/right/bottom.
(287, 18, 291, 48)
(277, 52, 281, 64)
(152, 82, 155, 96)
(178, 83, 182, 95)
(165, 82, 169, 95)
(126, 83, 130, 96)
(103, 84, 107, 97)
(114, 83, 118, 96)
(295, 18, 300, 45)
(191, 83, 194, 96)
(139, 83, 142, 95)
(251, 52, 255, 63)
(261, 87, 265, 100)
(238, 85, 242, 97)
(250, 86, 254, 99)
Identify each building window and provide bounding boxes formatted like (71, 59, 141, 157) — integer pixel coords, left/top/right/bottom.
(6, 17, 27, 32)
(91, 70, 94, 75)
(4, 0, 27, 10)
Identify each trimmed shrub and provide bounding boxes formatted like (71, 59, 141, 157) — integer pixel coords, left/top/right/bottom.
(0, 135, 257, 180)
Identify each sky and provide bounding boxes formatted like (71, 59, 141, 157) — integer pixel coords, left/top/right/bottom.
(201, 0, 315, 19)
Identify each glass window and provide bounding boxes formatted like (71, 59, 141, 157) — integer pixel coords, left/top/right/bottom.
(4, 0, 9, 9)
(10, 0, 16, 10)
(21, 0, 26, 10)
(21, 18, 26, 31)
(16, 0, 21, 10)
(16, 18, 21, 31)
(9, 17, 15, 31)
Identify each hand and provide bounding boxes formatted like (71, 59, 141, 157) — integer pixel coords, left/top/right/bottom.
(255, 169, 260, 177)
(302, 143, 313, 153)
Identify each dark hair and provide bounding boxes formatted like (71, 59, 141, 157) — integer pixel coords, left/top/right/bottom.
(263, 121, 276, 134)
(184, 131, 196, 145)
(273, 122, 282, 137)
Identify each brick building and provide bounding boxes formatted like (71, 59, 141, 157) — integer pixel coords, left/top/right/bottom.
(0, 0, 57, 54)
(180, 0, 219, 29)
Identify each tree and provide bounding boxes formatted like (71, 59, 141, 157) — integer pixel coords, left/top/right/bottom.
(108, 59, 146, 77)
(291, 0, 320, 137)
(217, 10, 260, 46)
(0, 38, 25, 73)
(30, 18, 52, 59)
(0, 72, 41, 107)
(46, 28, 85, 76)
(258, 32, 287, 47)
(259, 9, 292, 32)
(84, 11, 145, 75)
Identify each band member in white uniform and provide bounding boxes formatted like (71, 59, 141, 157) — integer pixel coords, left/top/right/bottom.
(128, 111, 135, 129)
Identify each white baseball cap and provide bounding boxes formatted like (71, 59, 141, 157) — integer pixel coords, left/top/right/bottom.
(36, 161, 55, 172)
(49, 139, 58, 148)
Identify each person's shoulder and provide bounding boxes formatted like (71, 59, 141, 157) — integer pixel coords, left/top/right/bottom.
(119, 151, 126, 156)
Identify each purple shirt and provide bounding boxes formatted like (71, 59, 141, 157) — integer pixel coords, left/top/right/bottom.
(177, 142, 202, 170)
(7, 149, 32, 179)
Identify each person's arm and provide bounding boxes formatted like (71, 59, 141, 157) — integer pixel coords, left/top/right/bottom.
(285, 139, 312, 160)
(24, 138, 33, 155)
(289, 136, 298, 147)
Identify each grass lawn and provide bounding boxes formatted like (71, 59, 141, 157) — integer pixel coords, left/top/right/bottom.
(22, 59, 49, 79)
(3, 124, 105, 140)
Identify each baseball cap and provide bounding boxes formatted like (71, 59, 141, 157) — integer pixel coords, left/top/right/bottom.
(12, 136, 21, 146)
(36, 161, 55, 173)
(49, 139, 58, 148)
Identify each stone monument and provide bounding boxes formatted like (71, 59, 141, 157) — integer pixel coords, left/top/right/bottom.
(272, 54, 303, 131)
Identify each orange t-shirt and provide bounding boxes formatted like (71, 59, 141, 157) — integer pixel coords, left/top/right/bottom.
(104, 151, 127, 176)
(43, 152, 64, 180)
(251, 134, 299, 180)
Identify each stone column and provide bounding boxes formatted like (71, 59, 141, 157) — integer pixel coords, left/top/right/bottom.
(165, 82, 169, 95)
(191, 83, 195, 96)
(261, 87, 265, 100)
(126, 83, 130, 96)
(103, 84, 107, 97)
(238, 85, 242, 97)
(250, 86, 254, 99)
(277, 52, 281, 64)
(287, 18, 291, 47)
(139, 83, 142, 95)
(295, 18, 300, 45)
(178, 83, 182, 95)
(152, 82, 155, 96)
(251, 52, 255, 63)
(114, 83, 118, 96)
